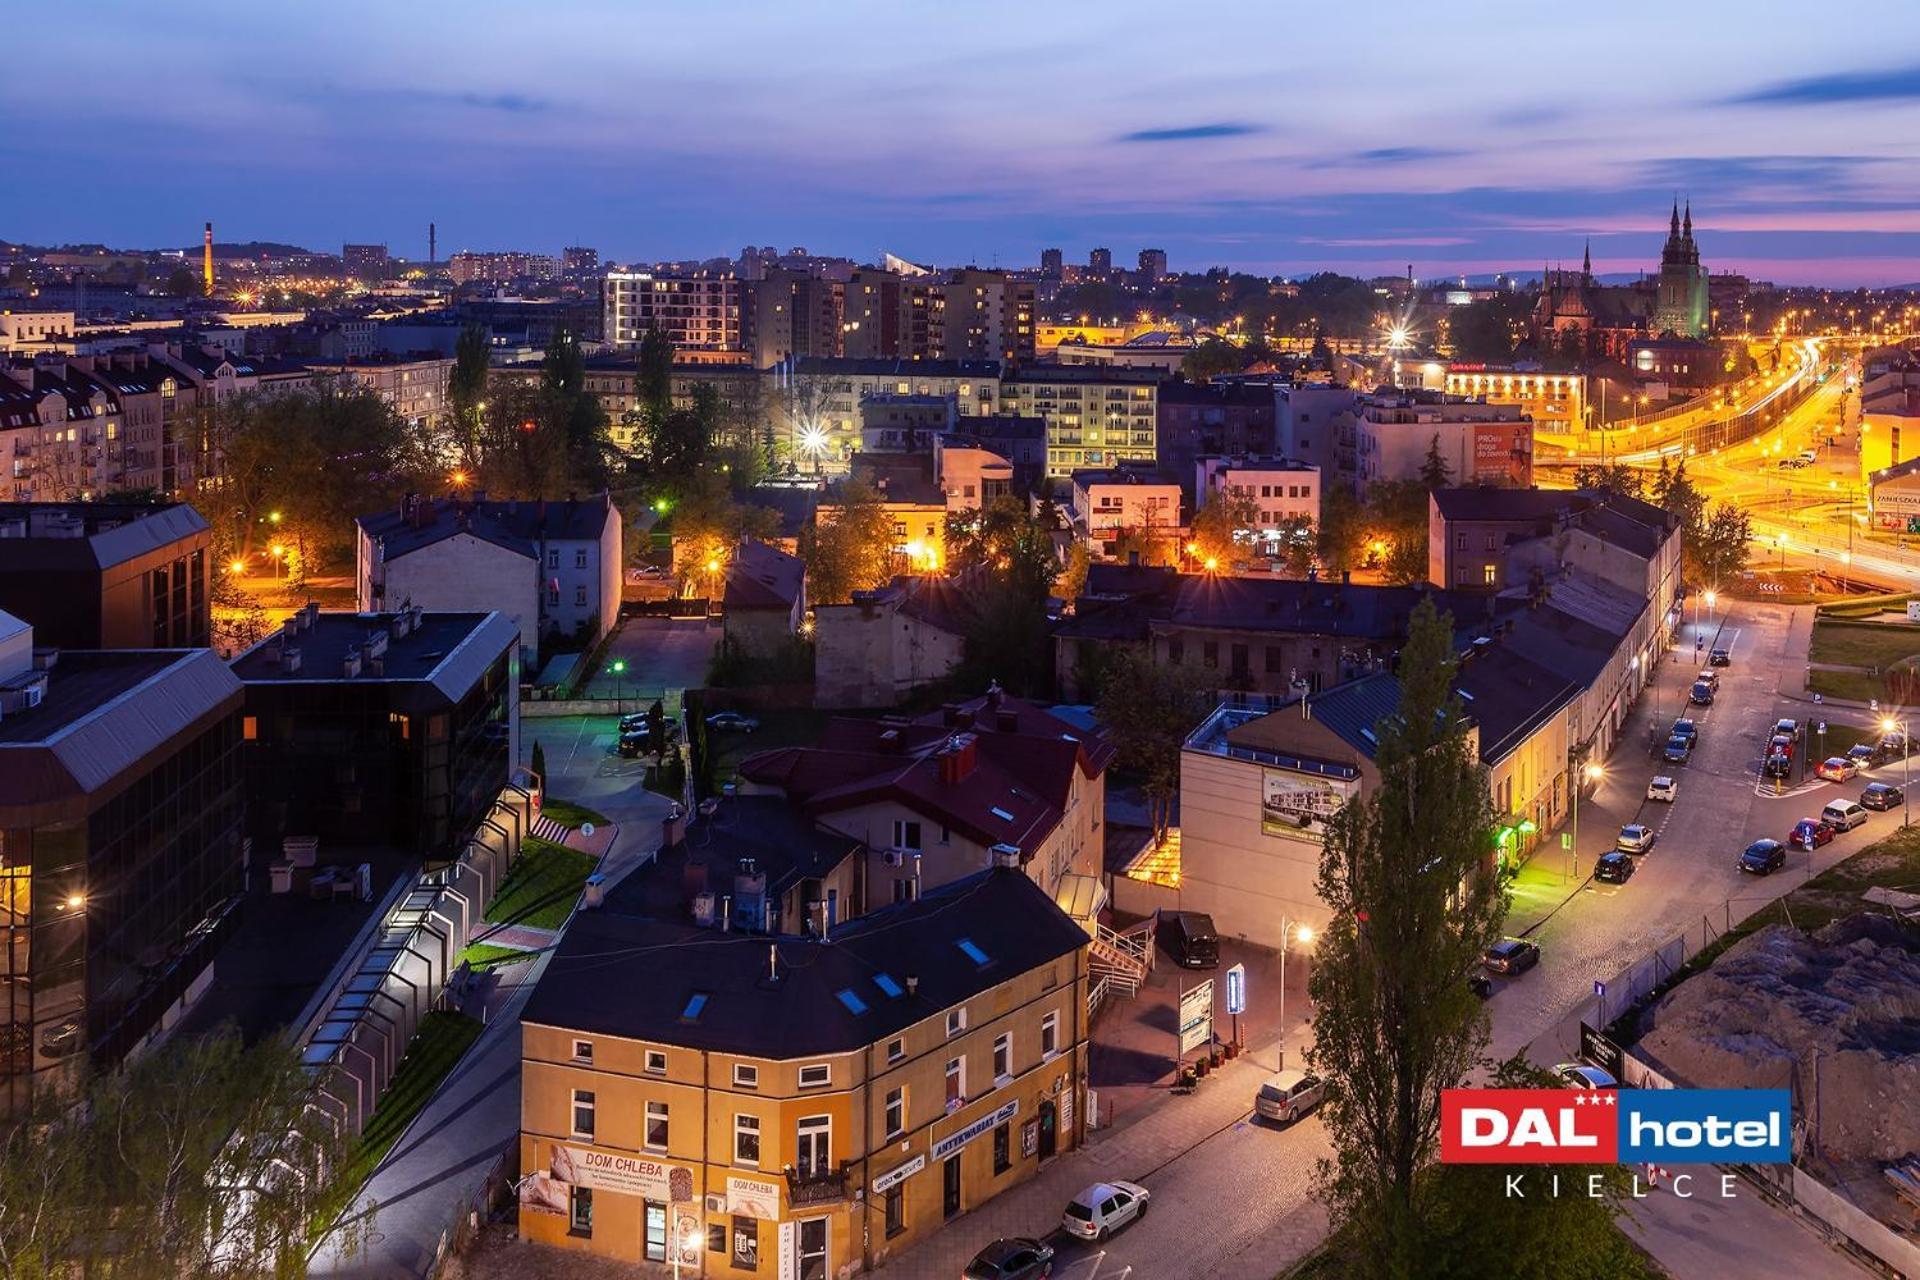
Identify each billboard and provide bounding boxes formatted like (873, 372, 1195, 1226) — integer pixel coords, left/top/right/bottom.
(1261, 767, 1357, 841)
(1178, 979, 1214, 1055)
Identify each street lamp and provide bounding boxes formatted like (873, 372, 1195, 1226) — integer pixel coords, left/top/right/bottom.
(610, 658, 627, 714)
(1278, 917, 1315, 1064)
(1883, 716, 1910, 827)
(1570, 760, 1603, 880)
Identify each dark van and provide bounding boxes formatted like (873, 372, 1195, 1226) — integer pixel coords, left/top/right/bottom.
(1156, 911, 1220, 969)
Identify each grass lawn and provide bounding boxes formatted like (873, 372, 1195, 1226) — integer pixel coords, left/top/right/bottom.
(1809, 667, 1911, 705)
(706, 707, 832, 778)
(538, 797, 608, 828)
(1808, 618, 1920, 669)
(350, 1011, 484, 1178)
(457, 942, 536, 970)
(484, 838, 598, 930)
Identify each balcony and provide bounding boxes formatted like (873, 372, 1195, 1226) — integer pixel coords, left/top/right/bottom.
(784, 1161, 850, 1208)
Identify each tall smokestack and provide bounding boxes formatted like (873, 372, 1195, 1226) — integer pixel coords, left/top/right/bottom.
(202, 222, 214, 297)
(429, 222, 436, 267)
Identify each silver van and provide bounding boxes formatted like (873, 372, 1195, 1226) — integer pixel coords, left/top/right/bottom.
(1820, 799, 1867, 831)
(1254, 1068, 1327, 1125)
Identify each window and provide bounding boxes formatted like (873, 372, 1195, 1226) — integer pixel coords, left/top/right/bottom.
(836, 988, 869, 1014)
(1231, 643, 1249, 675)
(568, 1185, 593, 1235)
(992, 1033, 1012, 1080)
(574, 585, 588, 606)
(575, 548, 588, 569)
(1203, 641, 1219, 669)
(946, 1056, 966, 1106)
(887, 1037, 905, 1064)
(795, 1115, 832, 1175)
(732, 1217, 759, 1269)
(891, 819, 922, 850)
(734, 1114, 760, 1165)
(885, 1086, 906, 1138)
(1168, 639, 1183, 665)
(884, 1184, 905, 1237)
(946, 1007, 967, 1037)
(547, 585, 559, 607)
(733, 1063, 759, 1089)
(893, 878, 916, 904)
(1041, 1010, 1060, 1058)
(708, 1223, 727, 1254)
(547, 549, 559, 568)
(645, 1100, 669, 1150)
(1265, 645, 1284, 673)
(798, 1063, 832, 1089)
(571, 1090, 596, 1137)
(1454, 532, 1465, 550)
(993, 1121, 1011, 1173)
(1485, 533, 1497, 551)
(571, 1039, 593, 1064)
(1483, 564, 1498, 585)
(645, 1049, 667, 1074)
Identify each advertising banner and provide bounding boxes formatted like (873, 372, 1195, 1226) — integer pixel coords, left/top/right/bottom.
(1178, 979, 1214, 1055)
(1261, 767, 1355, 841)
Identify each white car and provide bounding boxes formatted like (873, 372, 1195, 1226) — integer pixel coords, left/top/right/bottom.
(1616, 824, 1655, 854)
(1646, 776, 1678, 803)
(1554, 1063, 1619, 1090)
(1061, 1180, 1150, 1241)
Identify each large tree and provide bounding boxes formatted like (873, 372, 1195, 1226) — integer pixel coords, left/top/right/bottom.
(801, 477, 896, 605)
(447, 322, 493, 470)
(1189, 489, 1257, 568)
(1364, 480, 1433, 586)
(947, 497, 1062, 697)
(1689, 502, 1751, 588)
(1306, 597, 1507, 1279)
(1094, 650, 1210, 842)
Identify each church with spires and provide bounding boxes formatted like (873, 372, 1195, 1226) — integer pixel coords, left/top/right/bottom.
(1532, 201, 1711, 359)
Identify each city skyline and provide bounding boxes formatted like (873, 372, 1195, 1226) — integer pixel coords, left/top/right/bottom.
(10, 2, 1920, 285)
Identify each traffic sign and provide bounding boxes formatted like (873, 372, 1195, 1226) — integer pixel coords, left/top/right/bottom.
(1224, 963, 1247, 1016)
(1817, 722, 1827, 735)
(1561, 832, 1573, 850)
(1593, 979, 1607, 999)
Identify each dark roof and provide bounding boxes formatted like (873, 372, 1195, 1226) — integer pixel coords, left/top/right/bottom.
(604, 795, 861, 920)
(1158, 380, 1277, 408)
(1164, 577, 1517, 638)
(0, 502, 210, 570)
(738, 692, 1114, 853)
(229, 609, 516, 702)
(724, 540, 804, 611)
(789, 357, 1003, 380)
(357, 492, 616, 561)
(1429, 487, 1584, 522)
(522, 868, 1087, 1056)
(844, 454, 945, 507)
(1070, 466, 1177, 487)
(1430, 487, 1672, 559)
(954, 413, 1046, 441)
(740, 485, 821, 539)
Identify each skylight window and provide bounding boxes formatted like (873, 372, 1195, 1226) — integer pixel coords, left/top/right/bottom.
(873, 972, 904, 998)
(1458, 689, 1476, 702)
(990, 806, 1015, 821)
(957, 938, 990, 966)
(1360, 728, 1377, 744)
(835, 988, 869, 1014)
(681, 992, 709, 1021)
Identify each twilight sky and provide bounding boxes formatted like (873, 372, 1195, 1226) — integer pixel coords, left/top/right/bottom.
(11, 1, 1920, 285)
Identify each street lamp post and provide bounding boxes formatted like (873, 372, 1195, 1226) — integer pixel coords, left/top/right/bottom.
(1569, 760, 1603, 881)
(610, 659, 626, 715)
(1278, 917, 1315, 1068)
(1884, 716, 1911, 828)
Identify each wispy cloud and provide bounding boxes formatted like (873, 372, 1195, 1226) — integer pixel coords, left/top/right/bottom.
(1116, 123, 1262, 143)
(1635, 154, 1879, 188)
(1303, 146, 1466, 170)
(1726, 64, 1920, 106)
(398, 88, 551, 114)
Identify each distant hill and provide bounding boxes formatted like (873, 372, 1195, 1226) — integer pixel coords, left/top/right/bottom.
(174, 241, 318, 259)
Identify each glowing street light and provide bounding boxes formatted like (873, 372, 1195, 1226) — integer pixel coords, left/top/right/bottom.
(228, 558, 246, 575)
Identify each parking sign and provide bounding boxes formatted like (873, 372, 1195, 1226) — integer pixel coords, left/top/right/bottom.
(1224, 963, 1247, 1015)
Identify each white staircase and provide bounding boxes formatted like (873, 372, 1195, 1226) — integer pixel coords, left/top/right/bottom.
(1087, 918, 1155, 1021)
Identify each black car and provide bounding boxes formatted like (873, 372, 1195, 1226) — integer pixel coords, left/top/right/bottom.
(1861, 782, 1905, 811)
(1689, 681, 1715, 706)
(1763, 751, 1793, 779)
(1738, 839, 1787, 875)
(1670, 718, 1699, 743)
(1710, 648, 1731, 667)
(1593, 852, 1635, 885)
(1482, 938, 1541, 975)
(965, 1238, 1055, 1280)
(1155, 910, 1220, 969)
(1662, 735, 1693, 764)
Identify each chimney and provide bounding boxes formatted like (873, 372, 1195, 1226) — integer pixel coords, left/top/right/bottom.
(342, 650, 362, 678)
(938, 734, 979, 784)
(202, 222, 214, 297)
(302, 601, 320, 631)
(283, 647, 302, 673)
(906, 975, 919, 996)
(984, 680, 1003, 709)
(989, 843, 1022, 869)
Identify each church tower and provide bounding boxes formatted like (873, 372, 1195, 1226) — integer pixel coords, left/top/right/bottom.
(1653, 200, 1709, 338)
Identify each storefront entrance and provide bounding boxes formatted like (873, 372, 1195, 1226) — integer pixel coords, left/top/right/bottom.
(1038, 1099, 1057, 1160)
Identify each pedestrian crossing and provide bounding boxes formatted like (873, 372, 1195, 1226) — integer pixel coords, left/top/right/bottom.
(532, 814, 569, 843)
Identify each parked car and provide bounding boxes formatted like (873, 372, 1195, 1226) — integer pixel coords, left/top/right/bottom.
(965, 1238, 1055, 1280)
(1861, 782, 1905, 812)
(1482, 938, 1541, 975)
(1689, 681, 1715, 706)
(1662, 735, 1693, 764)
(1554, 1063, 1619, 1090)
(1789, 818, 1835, 850)
(1816, 756, 1857, 782)
(1467, 974, 1494, 999)
(1769, 734, 1796, 759)
(618, 712, 650, 732)
(1710, 647, 1732, 667)
(1763, 751, 1793, 779)
(1824, 798, 1870, 829)
(1774, 718, 1801, 741)
(1738, 839, 1787, 875)
(1798, 448, 1819, 465)
(705, 711, 760, 732)
(1847, 743, 1877, 769)
(1670, 718, 1699, 744)
(1615, 824, 1655, 854)
(1647, 775, 1678, 803)
(1155, 911, 1220, 969)
(1254, 1069, 1327, 1125)
(1696, 669, 1719, 690)
(1061, 1181, 1150, 1242)
(1593, 852, 1635, 884)
(1877, 732, 1909, 760)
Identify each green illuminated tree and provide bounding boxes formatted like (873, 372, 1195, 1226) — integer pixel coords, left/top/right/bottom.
(1306, 597, 1507, 1279)
(447, 322, 492, 469)
(801, 477, 895, 605)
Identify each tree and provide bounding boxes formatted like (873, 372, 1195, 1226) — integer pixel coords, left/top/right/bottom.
(948, 497, 1062, 698)
(1689, 502, 1751, 588)
(1570, 463, 1643, 499)
(1317, 484, 1367, 572)
(530, 740, 547, 785)
(1189, 490, 1258, 568)
(447, 323, 492, 470)
(668, 470, 782, 576)
(541, 327, 613, 486)
(635, 326, 674, 428)
(1364, 480, 1433, 586)
(1275, 514, 1317, 576)
(1418, 434, 1452, 491)
(648, 382, 717, 481)
(1094, 650, 1211, 843)
(1307, 597, 1507, 1279)
(1057, 541, 1092, 603)
(1179, 340, 1248, 382)
(163, 265, 202, 298)
(802, 477, 896, 605)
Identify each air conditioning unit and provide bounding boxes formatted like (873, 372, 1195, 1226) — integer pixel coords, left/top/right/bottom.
(882, 848, 908, 868)
(704, 1194, 726, 1214)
